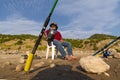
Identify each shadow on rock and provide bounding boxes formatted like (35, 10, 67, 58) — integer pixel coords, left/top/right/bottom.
(31, 65, 93, 80)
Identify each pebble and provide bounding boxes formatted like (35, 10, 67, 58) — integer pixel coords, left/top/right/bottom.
(50, 63, 56, 68)
(104, 72, 110, 77)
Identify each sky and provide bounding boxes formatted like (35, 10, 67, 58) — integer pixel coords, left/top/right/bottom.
(0, 0, 120, 39)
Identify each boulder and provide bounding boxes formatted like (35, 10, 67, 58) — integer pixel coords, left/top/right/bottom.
(79, 56, 110, 74)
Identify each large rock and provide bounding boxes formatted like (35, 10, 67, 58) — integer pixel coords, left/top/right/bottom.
(79, 56, 110, 74)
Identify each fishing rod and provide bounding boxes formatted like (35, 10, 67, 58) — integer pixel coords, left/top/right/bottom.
(93, 36, 120, 56)
(24, 0, 59, 72)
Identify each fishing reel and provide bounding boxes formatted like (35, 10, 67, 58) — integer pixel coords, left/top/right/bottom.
(46, 28, 56, 42)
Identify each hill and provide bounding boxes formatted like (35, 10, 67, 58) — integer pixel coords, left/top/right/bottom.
(88, 34, 116, 40)
(0, 33, 120, 53)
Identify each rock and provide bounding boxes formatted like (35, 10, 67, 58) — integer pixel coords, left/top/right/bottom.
(4, 61, 11, 65)
(107, 56, 113, 58)
(30, 68, 34, 71)
(104, 72, 110, 77)
(34, 55, 41, 59)
(79, 56, 110, 74)
(26, 51, 30, 56)
(21, 54, 28, 59)
(12, 50, 18, 54)
(50, 63, 56, 68)
(15, 64, 24, 72)
(49, 60, 53, 64)
(113, 53, 120, 59)
(19, 57, 26, 63)
(110, 49, 117, 54)
(33, 62, 44, 68)
(1, 50, 7, 54)
(1, 61, 12, 68)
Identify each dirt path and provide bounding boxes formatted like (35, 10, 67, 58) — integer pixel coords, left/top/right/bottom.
(0, 53, 120, 80)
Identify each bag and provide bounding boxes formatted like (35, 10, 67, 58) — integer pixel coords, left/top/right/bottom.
(103, 50, 110, 58)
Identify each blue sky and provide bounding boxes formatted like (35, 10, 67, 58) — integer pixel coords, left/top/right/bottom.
(0, 0, 120, 39)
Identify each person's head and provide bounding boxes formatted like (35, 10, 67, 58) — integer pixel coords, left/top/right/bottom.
(50, 22, 58, 30)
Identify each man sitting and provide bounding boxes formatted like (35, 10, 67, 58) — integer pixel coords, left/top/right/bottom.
(44, 22, 77, 60)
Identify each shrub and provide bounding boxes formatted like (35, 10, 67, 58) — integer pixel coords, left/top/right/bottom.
(84, 40, 90, 44)
(38, 46, 47, 50)
(15, 40, 23, 45)
(78, 44, 83, 48)
(26, 45, 33, 49)
(92, 44, 98, 51)
(115, 49, 120, 53)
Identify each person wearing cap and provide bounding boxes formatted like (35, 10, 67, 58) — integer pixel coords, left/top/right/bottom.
(44, 22, 77, 60)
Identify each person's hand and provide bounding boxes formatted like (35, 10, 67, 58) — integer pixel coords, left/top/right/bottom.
(43, 33, 47, 39)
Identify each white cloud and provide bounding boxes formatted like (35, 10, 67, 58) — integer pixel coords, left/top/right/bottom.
(0, 14, 42, 35)
(57, 0, 120, 38)
(0, 0, 120, 39)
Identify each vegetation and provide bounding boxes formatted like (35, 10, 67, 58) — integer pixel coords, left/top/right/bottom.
(92, 44, 98, 51)
(38, 46, 47, 50)
(15, 40, 23, 45)
(89, 34, 116, 41)
(26, 45, 33, 49)
(64, 39, 83, 48)
(0, 34, 37, 43)
(115, 49, 120, 53)
(0, 33, 119, 51)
